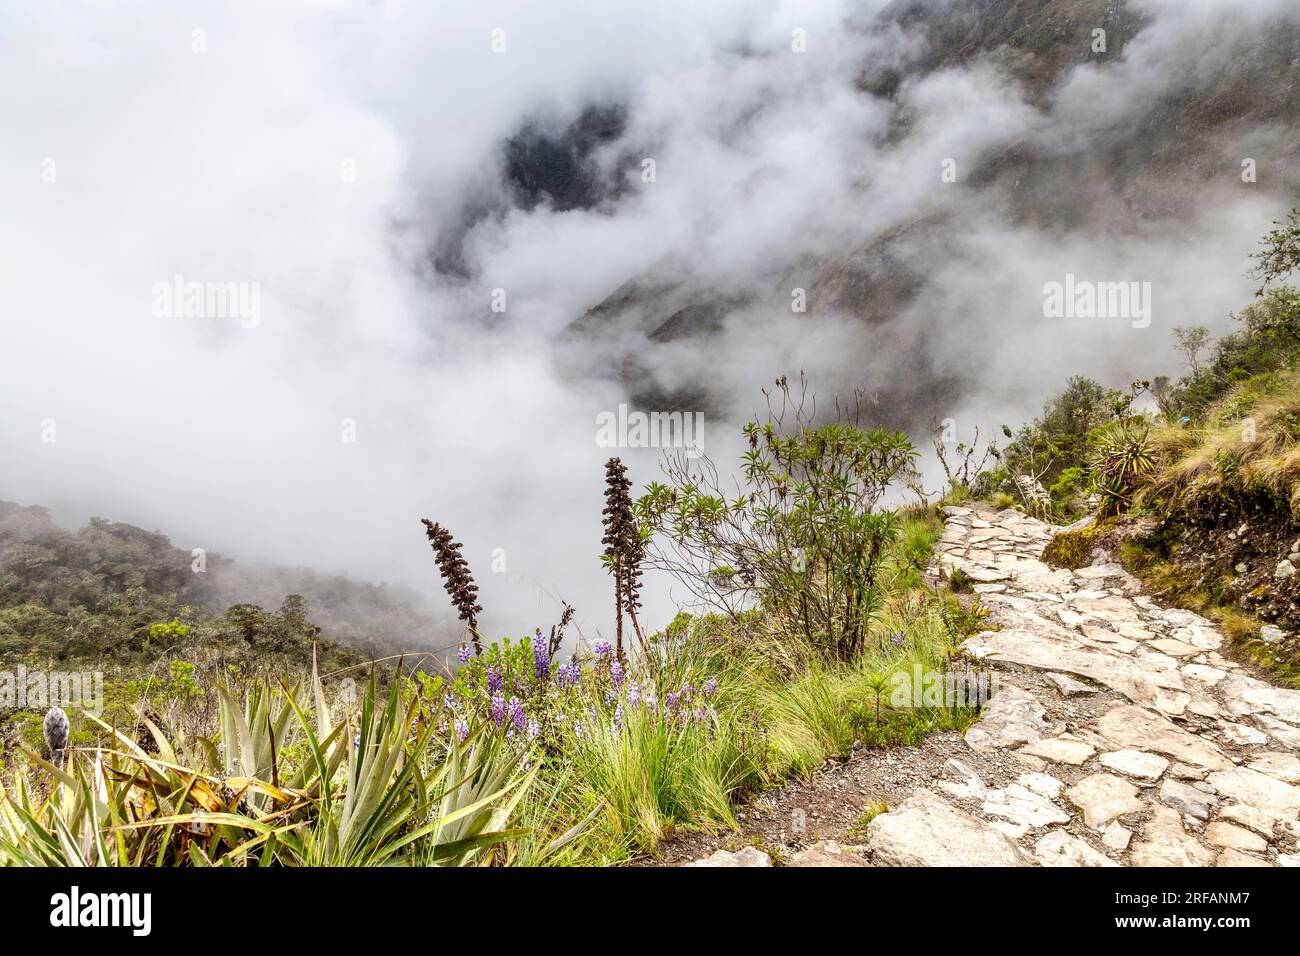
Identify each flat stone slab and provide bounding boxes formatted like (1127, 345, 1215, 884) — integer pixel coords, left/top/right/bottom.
(1205, 822, 1268, 854)
(964, 686, 1048, 752)
(1206, 768, 1300, 821)
(867, 790, 1029, 867)
(1098, 749, 1169, 782)
(787, 841, 870, 867)
(685, 846, 772, 867)
(1065, 773, 1146, 830)
(1020, 735, 1096, 766)
(1249, 752, 1300, 785)
(1094, 706, 1231, 770)
(1033, 830, 1118, 867)
(1131, 805, 1216, 866)
(1159, 779, 1217, 821)
(963, 630, 1187, 714)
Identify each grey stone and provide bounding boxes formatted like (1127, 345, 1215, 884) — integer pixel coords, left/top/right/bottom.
(964, 686, 1048, 753)
(1159, 779, 1216, 820)
(1260, 625, 1286, 645)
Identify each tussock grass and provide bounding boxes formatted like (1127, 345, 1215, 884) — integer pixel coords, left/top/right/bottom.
(1144, 369, 1300, 511)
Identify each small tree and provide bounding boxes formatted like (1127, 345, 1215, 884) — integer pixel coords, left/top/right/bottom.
(635, 375, 917, 663)
(1250, 208, 1300, 294)
(1172, 325, 1211, 377)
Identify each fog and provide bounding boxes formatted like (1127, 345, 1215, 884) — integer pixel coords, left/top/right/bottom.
(1, 0, 1296, 649)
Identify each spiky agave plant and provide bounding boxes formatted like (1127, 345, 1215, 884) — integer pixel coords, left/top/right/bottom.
(601, 457, 647, 661)
(422, 519, 484, 657)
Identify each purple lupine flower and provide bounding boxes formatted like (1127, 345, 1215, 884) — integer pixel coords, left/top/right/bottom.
(610, 659, 624, 687)
(490, 691, 506, 725)
(455, 718, 469, 742)
(353, 732, 361, 749)
(593, 639, 612, 656)
(573, 718, 585, 741)
(458, 643, 472, 664)
(694, 706, 709, 723)
(605, 689, 617, 706)
(526, 717, 540, 740)
(627, 682, 641, 707)
(666, 691, 680, 710)
(508, 696, 526, 733)
(705, 677, 718, 697)
(891, 631, 906, 647)
(487, 667, 503, 695)
(532, 632, 550, 681)
(438, 719, 449, 736)
(557, 662, 581, 688)
(443, 693, 459, 711)
(614, 703, 624, 731)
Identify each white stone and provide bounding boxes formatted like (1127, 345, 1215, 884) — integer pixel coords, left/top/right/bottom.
(1207, 767, 1300, 820)
(1219, 804, 1275, 837)
(1020, 735, 1096, 766)
(1018, 772, 1064, 799)
(1216, 849, 1271, 867)
(1248, 752, 1300, 785)
(1098, 749, 1169, 782)
(1065, 773, 1146, 830)
(982, 784, 1071, 829)
(1102, 821, 1132, 851)
(964, 686, 1048, 752)
(1033, 830, 1118, 867)
(1182, 663, 1227, 686)
(866, 790, 1029, 867)
(686, 846, 772, 867)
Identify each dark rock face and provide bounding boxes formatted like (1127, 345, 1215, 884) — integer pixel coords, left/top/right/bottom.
(503, 104, 628, 212)
(1146, 492, 1300, 658)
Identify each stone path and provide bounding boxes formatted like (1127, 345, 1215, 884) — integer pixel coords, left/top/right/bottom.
(861, 505, 1300, 867)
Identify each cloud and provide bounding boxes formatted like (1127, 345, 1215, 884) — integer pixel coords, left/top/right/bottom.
(0, 0, 1295, 648)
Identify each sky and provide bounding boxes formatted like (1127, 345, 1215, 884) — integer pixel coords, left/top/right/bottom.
(1, 0, 1296, 648)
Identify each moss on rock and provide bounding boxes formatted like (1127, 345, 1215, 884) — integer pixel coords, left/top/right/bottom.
(1043, 519, 1115, 569)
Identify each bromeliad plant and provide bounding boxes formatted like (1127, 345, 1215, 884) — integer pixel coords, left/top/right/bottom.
(636, 375, 919, 662)
(0, 657, 541, 867)
(1091, 418, 1156, 517)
